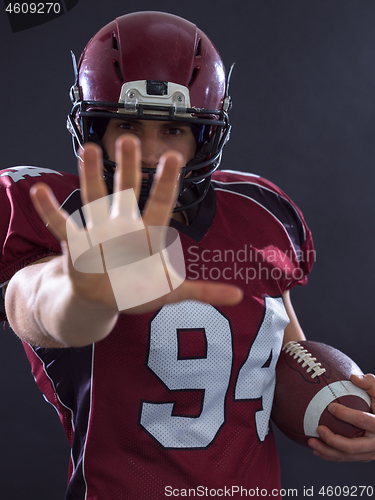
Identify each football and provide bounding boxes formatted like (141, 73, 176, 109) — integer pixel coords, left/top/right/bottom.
(271, 340, 371, 446)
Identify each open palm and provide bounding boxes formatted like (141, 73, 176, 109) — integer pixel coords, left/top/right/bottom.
(30, 135, 243, 315)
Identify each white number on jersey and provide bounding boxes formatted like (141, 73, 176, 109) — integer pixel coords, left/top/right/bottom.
(140, 296, 289, 448)
(235, 296, 288, 441)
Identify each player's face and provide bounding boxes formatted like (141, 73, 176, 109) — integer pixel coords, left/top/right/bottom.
(101, 119, 197, 169)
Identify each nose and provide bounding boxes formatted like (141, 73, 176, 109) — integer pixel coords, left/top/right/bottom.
(141, 131, 165, 169)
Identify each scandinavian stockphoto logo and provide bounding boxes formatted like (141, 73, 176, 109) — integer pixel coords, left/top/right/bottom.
(65, 189, 186, 311)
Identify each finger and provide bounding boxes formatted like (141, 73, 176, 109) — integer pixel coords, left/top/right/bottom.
(351, 374, 375, 401)
(326, 402, 375, 433)
(308, 431, 375, 462)
(114, 135, 141, 202)
(309, 440, 374, 462)
(79, 143, 108, 206)
(164, 280, 243, 308)
(143, 151, 182, 227)
(30, 183, 69, 241)
(313, 424, 375, 455)
(79, 143, 110, 227)
(125, 280, 243, 315)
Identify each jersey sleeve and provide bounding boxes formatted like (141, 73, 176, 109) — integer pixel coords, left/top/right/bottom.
(0, 166, 80, 322)
(255, 174, 314, 289)
(212, 170, 315, 290)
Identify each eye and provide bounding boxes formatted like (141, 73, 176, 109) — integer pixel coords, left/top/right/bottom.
(165, 126, 185, 136)
(167, 128, 181, 135)
(117, 121, 136, 131)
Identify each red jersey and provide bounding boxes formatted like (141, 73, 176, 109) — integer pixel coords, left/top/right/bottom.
(0, 166, 314, 499)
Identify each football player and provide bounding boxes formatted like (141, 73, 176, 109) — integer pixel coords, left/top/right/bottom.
(1, 11, 374, 500)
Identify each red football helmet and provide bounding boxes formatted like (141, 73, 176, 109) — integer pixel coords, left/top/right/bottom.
(67, 11, 233, 212)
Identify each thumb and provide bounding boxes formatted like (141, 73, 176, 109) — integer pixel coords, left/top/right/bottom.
(351, 373, 375, 404)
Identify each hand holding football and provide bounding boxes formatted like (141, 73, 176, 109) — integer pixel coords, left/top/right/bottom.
(271, 341, 371, 446)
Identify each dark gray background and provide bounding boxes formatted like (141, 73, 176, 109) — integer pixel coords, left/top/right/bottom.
(1, 0, 375, 498)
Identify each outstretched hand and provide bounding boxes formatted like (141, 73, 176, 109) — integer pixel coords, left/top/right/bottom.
(30, 135, 243, 315)
(308, 373, 375, 462)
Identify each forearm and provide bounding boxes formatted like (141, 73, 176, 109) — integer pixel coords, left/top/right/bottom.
(6, 257, 119, 348)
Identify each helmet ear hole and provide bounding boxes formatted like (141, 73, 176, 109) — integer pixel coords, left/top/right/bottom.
(188, 67, 200, 87)
(112, 32, 119, 50)
(113, 60, 124, 82)
(195, 38, 201, 56)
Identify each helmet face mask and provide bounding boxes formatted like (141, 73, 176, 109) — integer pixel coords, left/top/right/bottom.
(67, 11, 232, 212)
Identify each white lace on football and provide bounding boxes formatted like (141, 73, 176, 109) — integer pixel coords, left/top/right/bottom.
(282, 341, 326, 379)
